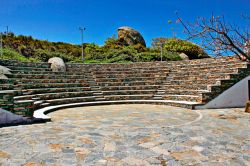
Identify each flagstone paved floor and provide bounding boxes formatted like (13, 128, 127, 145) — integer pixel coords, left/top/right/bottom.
(0, 104, 250, 166)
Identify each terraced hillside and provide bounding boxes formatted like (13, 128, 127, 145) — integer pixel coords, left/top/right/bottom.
(0, 56, 249, 119)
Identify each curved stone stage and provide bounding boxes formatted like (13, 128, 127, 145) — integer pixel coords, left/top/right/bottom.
(0, 104, 249, 165)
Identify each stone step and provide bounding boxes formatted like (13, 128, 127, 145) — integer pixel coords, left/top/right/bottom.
(0, 84, 14, 90)
(95, 76, 166, 83)
(0, 60, 50, 68)
(14, 82, 89, 89)
(172, 60, 246, 68)
(169, 58, 238, 65)
(102, 89, 156, 95)
(7, 74, 87, 79)
(40, 103, 50, 107)
(101, 85, 160, 91)
(164, 84, 209, 91)
(93, 92, 103, 95)
(95, 97, 106, 101)
(20, 87, 91, 95)
(94, 73, 166, 79)
(170, 68, 238, 75)
(104, 94, 153, 101)
(93, 70, 169, 75)
(10, 70, 90, 75)
(13, 100, 34, 117)
(97, 81, 163, 87)
(156, 92, 165, 95)
(12, 79, 88, 84)
(153, 97, 163, 100)
(171, 74, 231, 81)
(164, 89, 209, 95)
(14, 91, 94, 100)
(46, 96, 97, 105)
(162, 95, 202, 102)
(6, 66, 52, 71)
(69, 66, 169, 72)
(169, 79, 221, 85)
(171, 63, 247, 71)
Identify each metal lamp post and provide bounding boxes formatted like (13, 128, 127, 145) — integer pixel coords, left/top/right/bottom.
(0, 32, 2, 58)
(79, 27, 86, 63)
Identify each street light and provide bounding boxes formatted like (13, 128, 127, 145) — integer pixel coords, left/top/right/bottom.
(0, 32, 2, 58)
(79, 27, 86, 62)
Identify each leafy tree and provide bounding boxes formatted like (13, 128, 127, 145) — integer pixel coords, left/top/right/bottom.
(176, 13, 250, 60)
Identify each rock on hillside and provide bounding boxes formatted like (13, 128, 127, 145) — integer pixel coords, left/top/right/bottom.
(118, 26, 146, 47)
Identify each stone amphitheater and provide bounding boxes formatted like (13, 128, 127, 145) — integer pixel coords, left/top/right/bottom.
(0, 57, 250, 165)
(0, 56, 249, 120)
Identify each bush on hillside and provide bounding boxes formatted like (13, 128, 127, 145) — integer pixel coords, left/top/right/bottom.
(164, 38, 209, 59)
(1, 48, 39, 62)
(33, 49, 76, 62)
(135, 52, 181, 62)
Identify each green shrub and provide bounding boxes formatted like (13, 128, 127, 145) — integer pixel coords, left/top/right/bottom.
(135, 52, 181, 62)
(1, 48, 40, 62)
(33, 49, 76, 62)
(164, 38, 209, 59)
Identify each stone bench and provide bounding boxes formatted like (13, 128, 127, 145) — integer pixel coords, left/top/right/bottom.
(162, 94, 202, 102)
(12, 78, 88, 84)
(20, 87, 91, 95)
(100, 85, 160, 91)
(7, 74, 87, 79)
(95, 76, 166, 83)
(101, 89, 156, 95)
(14, 82, 89, 89)
(97, 81, 163, 87)
(15, 91, 94, 101)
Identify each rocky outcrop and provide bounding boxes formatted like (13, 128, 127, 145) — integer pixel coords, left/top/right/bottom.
(0, 65, 11, 79)
(48, 57, 66, 72)
(118, 26, 146, 47)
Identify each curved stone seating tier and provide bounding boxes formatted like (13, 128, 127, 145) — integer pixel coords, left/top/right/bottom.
(12, 79, 88, 84)
(7, 74, 87, 79)
(20, 87, 92, 95)
(4, 66, 52, 72)
(101, 85, 160, 91)
(14, 82, 89, 89)
(97, 81, 163, 87)
(0, 56, 249, 119)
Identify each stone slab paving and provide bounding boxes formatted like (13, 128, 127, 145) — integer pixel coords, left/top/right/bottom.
(0, 104, 250, 166)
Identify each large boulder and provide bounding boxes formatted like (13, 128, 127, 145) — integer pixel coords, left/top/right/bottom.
(118, 26, 146, 47)
(0, 65, 11, 79)
(179, 53, 189, 60)
(48, 57, 66, 72)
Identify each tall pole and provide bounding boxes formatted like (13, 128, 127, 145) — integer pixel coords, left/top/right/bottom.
(160, 43, 163, 62)
(79, 27, 85, 62)
(0, 32, 2, 58)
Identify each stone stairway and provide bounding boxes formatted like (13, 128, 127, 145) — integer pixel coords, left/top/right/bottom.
(0, 56, 249, 118)
(85, 71, 106, 101)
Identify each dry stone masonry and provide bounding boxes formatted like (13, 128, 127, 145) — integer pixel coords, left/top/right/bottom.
(0, 56, 249, 119)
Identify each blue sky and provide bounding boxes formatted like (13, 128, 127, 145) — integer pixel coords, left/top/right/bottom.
(0, 0, 249, 46)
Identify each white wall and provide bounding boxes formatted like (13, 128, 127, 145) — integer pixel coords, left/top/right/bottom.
(196, 76, 250, 109)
